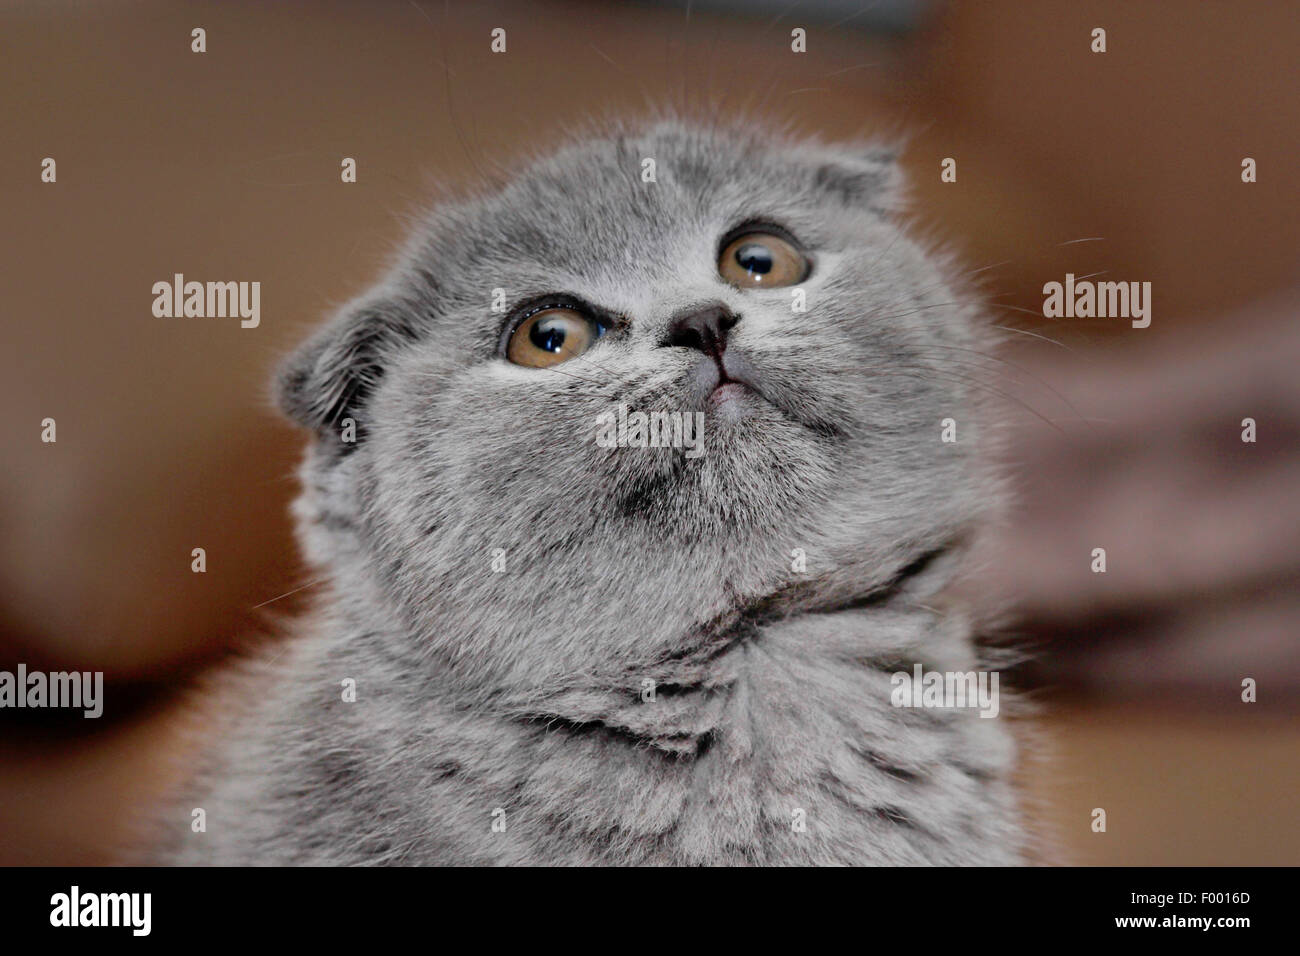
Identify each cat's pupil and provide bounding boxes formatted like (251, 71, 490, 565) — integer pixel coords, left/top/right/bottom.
(530, 317, 567, 352)
(735, 242, 773, 276)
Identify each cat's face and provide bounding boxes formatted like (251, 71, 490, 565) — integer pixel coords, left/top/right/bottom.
(282, 121, 991, 693)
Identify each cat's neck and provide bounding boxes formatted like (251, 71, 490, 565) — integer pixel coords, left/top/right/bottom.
(310, 579, 1016, 864)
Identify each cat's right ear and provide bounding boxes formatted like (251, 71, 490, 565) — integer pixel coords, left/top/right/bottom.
(275, 292, 416, 449)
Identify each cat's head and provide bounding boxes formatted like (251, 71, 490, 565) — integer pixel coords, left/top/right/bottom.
(278, 120, 994, 694)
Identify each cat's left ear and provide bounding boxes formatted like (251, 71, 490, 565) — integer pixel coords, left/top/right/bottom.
(274, 288, 417, 451)
(810, 143, 905, 215)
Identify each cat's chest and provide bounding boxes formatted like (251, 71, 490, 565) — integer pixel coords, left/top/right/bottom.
(461, 635, 1013, 865)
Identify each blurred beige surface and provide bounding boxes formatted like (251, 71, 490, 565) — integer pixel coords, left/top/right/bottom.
(1, 0, 1297, 865)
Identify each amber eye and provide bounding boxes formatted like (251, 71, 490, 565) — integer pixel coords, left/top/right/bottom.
(717, 229, 809, 288)
(504, 306, 607, 368)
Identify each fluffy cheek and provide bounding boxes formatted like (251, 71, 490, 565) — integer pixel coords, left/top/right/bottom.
(365, 367, 603, 541)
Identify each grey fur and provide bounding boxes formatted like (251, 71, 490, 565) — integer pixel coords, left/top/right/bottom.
(154, 119, 1023, 865)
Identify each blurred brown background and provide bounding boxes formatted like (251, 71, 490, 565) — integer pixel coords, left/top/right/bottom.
(2, 0, 1297, 865)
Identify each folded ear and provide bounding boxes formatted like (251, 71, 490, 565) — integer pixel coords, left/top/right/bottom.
(275, 291, 418, 450)
(811, 142, 905, 214)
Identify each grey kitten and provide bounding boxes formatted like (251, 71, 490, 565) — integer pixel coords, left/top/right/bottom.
(156, 119, 1023, 865)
